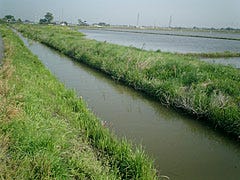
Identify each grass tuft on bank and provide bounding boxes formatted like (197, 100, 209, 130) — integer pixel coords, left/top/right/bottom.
(178, 51, 240, 58)
(0, 25, 157, 179)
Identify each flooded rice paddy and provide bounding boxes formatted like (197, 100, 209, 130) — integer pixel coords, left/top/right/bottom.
(79, 29, 240, 69)
(79, 29, 240, 53)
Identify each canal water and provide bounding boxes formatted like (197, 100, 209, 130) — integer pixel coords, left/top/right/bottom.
(17, 32, 240, 180)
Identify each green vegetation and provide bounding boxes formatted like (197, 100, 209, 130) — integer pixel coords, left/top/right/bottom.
(2, 15, 16, 23)
(177, 51, 240, 58)
(0, 26, 157, 179)
(14, 24, 240, 139)
(39, 12, 54, 24)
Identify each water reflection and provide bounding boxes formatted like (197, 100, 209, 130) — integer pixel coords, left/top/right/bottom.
(18, 32, 240, 180)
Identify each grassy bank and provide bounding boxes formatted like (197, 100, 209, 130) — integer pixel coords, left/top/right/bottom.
(15, 24, 240, 139)
(0, 25, 157, 179)
(178, 51, 240, 58)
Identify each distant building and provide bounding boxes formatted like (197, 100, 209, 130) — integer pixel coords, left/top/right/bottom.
(93, 24, 102, 28)
(24, 20, 34, 24)
(60, 21, 68, 26)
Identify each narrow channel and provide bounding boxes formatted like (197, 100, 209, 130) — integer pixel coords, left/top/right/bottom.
(17, 32, 240, 180)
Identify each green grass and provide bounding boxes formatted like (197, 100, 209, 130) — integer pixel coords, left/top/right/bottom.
(177, 51, 240, 58)
(14, 24, 240, 140)
(0, 25, 157, 179)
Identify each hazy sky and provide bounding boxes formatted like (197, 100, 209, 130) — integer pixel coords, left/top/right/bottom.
(1, 0, 240, 28)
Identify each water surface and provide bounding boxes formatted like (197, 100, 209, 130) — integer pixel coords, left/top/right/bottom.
(18, 32, 240, 180)
(108, 28, 240, 40)
(79, 29, 240, 53)
(79, 29, 240, 68)
(201, 57, 240, 69)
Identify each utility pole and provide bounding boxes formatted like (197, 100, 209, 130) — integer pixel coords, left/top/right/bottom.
(61, 8, 63, 22)
(137, 13, 140, 27)
(168, 15, 172, 28)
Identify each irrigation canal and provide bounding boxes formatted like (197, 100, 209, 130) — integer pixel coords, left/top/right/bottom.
(17, 32, 240, 180)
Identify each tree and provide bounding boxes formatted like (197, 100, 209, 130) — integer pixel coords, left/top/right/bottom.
(17, 18, 22, 23)
(44, 12, 54, 23)
(39, 12, 54, 24)
(39, 18, 47, 24)
(98, 22, 110, 26)
(78, 19, 88, 26)
(78, 19, 83, 25)
(3, 15, 15, 23)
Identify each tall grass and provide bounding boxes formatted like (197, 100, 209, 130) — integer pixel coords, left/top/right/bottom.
(0, 25, 158, 179)
(16, 26, 240, 138)
(177, 51, 240, 58)
(14, 24, 240, 139)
